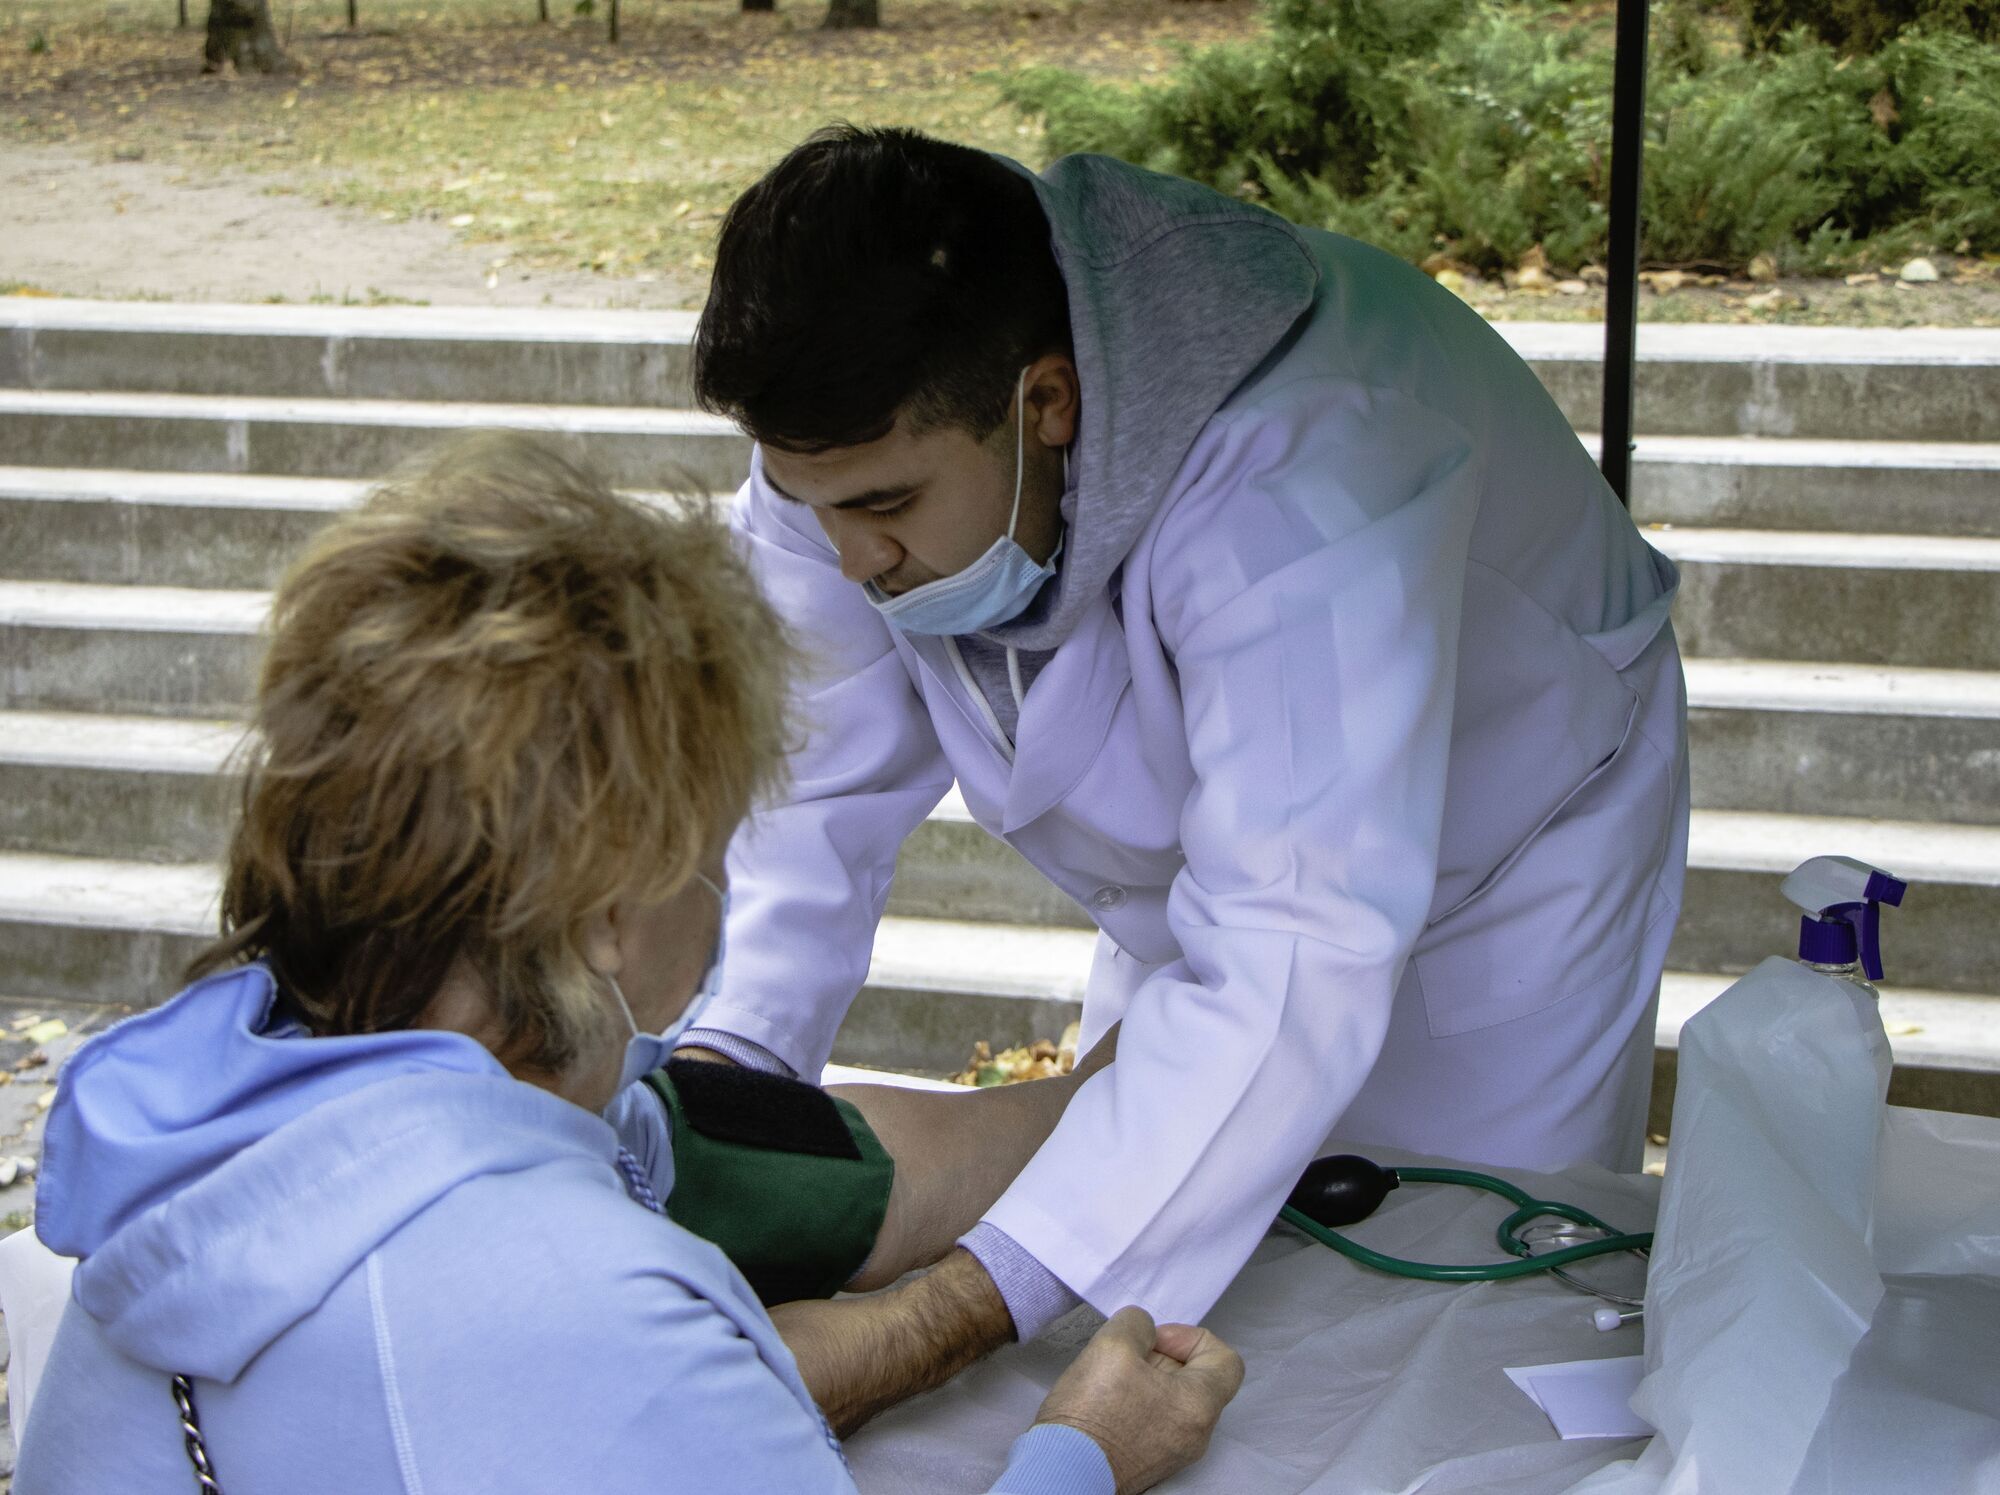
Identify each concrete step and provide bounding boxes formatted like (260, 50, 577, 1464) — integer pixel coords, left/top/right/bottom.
(1505, 323, 2000, 444)
(2, 850, 1990, 1115)
(8, 304, 1998, 444)
(15, 505, 2000, 687)
(1622, 435, 2000, 538)
(3, 299, 699, 409)
(0, 581, 267, 716)
(0, 711, 1094, 925)
(0, 849, 1094, 1067)
(1673, 809, 2000, 995)
(1684, 659, 2000, 825)
(7, 436, 1998, 593)
(0, 712, 246, 863)
(15, 683, 2000, 872)
(0, 389, 751, 491)
(4, 693, 1998, 990)
(13, 542, 2000, 820)
(897, 796, 2000, 997)
(0, 467, 712, 589)
(1653, 527, 2000, 672)
(0, 467, 362, 589)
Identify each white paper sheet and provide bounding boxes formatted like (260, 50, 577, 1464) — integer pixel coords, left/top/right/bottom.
(848, 1146, 1663, 1494)
(1505, 1357, 1652, 1440)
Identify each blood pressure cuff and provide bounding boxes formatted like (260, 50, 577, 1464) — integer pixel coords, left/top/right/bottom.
(643, 1058, 895, 1306)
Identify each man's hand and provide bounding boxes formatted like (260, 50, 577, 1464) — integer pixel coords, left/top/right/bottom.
(1034, 1307, 1244, 1495)
(769, 1247, 1015, 1437)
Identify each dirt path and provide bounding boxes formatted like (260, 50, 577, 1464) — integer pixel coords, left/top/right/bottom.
(1, 139, 700, 308)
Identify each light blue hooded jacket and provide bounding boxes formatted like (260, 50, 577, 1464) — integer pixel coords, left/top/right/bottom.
(13, 963, 1110, 1494)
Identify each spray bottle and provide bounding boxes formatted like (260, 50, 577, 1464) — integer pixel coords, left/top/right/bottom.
(1780, 855, 1908, 1001)
(1630, 857, 1910, 1488)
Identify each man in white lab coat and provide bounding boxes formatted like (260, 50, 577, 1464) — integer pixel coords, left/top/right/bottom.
(683, 126, 1688, 1357)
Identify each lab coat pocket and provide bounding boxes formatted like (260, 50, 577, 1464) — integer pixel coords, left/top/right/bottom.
(1412, 661, 1679, 1039)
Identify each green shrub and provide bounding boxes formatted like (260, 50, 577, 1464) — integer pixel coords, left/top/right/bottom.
(1000, 0, 2000, 273)
(1738, 0, 1999, 56)
(1642, 70, 1844, 267)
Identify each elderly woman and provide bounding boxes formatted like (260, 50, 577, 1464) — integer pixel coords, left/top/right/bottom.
(14, 435, 1239, 1494)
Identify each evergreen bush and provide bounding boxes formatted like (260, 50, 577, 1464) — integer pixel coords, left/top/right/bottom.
(1000, 0, 2000, 274)
(1737, 0, 1999, 56)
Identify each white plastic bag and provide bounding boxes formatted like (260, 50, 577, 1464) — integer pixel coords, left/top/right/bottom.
(1569, 957, 2000, 1495)
(0, 1224, 78, 1442)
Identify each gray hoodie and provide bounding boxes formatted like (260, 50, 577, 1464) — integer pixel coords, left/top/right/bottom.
(957, 155, 1322, 737)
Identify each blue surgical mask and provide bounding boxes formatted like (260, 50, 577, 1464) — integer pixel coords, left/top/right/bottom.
(609, 873, 728, 1093)
(864, 367, 1060, 636)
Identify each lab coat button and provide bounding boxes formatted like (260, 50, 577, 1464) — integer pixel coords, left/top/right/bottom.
(1091, 884, 1127, 911)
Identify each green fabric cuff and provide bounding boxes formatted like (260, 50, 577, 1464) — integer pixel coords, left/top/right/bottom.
(644, 1063, 896, 1306)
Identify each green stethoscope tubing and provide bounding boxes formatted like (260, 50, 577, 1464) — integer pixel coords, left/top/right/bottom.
(1279, 1166, 1655, 1282)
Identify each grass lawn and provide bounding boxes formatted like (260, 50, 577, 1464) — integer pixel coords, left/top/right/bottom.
(4, 0, 1997, 322)
(2, 0, 1257, 296)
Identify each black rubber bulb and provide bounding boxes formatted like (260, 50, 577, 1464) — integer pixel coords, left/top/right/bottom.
(1286, 1155, 1399, 1228)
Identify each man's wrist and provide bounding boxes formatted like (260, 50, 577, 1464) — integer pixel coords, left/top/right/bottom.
(961, 1221, 1081, 1341)
(863, 1249, 1014, 1429)
(783, 1247, 1015, 1438)
(897, 1246, 1017, 1368)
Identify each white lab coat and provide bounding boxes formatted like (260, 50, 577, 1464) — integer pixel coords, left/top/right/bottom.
(707, 227, 1688, 1324)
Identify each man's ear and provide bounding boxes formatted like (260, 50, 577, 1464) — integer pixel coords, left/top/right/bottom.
(580, 904, 624, 981)
(1025, 355, 1081, 451)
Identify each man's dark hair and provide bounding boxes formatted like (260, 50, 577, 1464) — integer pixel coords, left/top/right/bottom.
(692, 125, 1072, 453)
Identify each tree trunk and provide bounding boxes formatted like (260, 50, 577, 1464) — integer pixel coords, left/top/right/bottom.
(607, 0, 619, 42)
(203, 0, 294, 71)
(346, 0, 357, 27)
(537, 0, 548, 20)
(821, 0, 876, 27)
(742, 0, 775, 12)
(178, 0, 188, 29)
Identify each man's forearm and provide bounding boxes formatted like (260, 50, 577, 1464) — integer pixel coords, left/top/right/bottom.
(832, 1025, 1119, 1291)
(771, 1248, 1015, 1437)
(831, 1073, 1075, 1290)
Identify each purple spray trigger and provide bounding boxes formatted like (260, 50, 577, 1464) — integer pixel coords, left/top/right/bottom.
(1863, 870, 1908, 908)
(1782, 858, 1908, 984)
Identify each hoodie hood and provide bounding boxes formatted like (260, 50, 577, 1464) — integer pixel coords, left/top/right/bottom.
(985, 152, 1321, 654)
(35, 963, 622, 1382)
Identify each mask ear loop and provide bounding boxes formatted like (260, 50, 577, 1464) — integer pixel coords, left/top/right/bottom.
(1005, 365, 1030, 542)
(604, 971, 640, 1040)
(1005, 367, 1036, 715)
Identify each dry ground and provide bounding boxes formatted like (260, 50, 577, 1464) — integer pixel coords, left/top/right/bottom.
(1, 0, 1258, 305)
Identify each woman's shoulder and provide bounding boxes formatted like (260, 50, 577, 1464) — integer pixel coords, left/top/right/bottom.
(394, 1141, 757, 1319)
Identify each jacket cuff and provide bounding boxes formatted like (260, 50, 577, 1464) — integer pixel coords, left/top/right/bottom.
(960, 1221, 1082, 1341)
(987, 1423, 1116, 1495)
(675, 1028, 797, 1078)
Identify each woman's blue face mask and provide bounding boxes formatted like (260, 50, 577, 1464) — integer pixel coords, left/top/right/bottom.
(862, 367, 1059, 636)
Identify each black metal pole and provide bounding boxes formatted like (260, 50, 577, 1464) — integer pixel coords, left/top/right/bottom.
(1600, 0, 1650, 506)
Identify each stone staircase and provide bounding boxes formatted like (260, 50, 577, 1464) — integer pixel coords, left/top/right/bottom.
(3, 301, 1998, 1123)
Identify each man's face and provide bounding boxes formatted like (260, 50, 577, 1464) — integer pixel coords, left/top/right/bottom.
(758, 359, 1077, 596)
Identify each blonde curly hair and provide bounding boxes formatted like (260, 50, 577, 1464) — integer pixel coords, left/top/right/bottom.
(188, 431, 795, 1074)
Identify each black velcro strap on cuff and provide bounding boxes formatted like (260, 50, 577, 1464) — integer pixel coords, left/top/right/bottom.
(662, 1057, 862, 1161)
